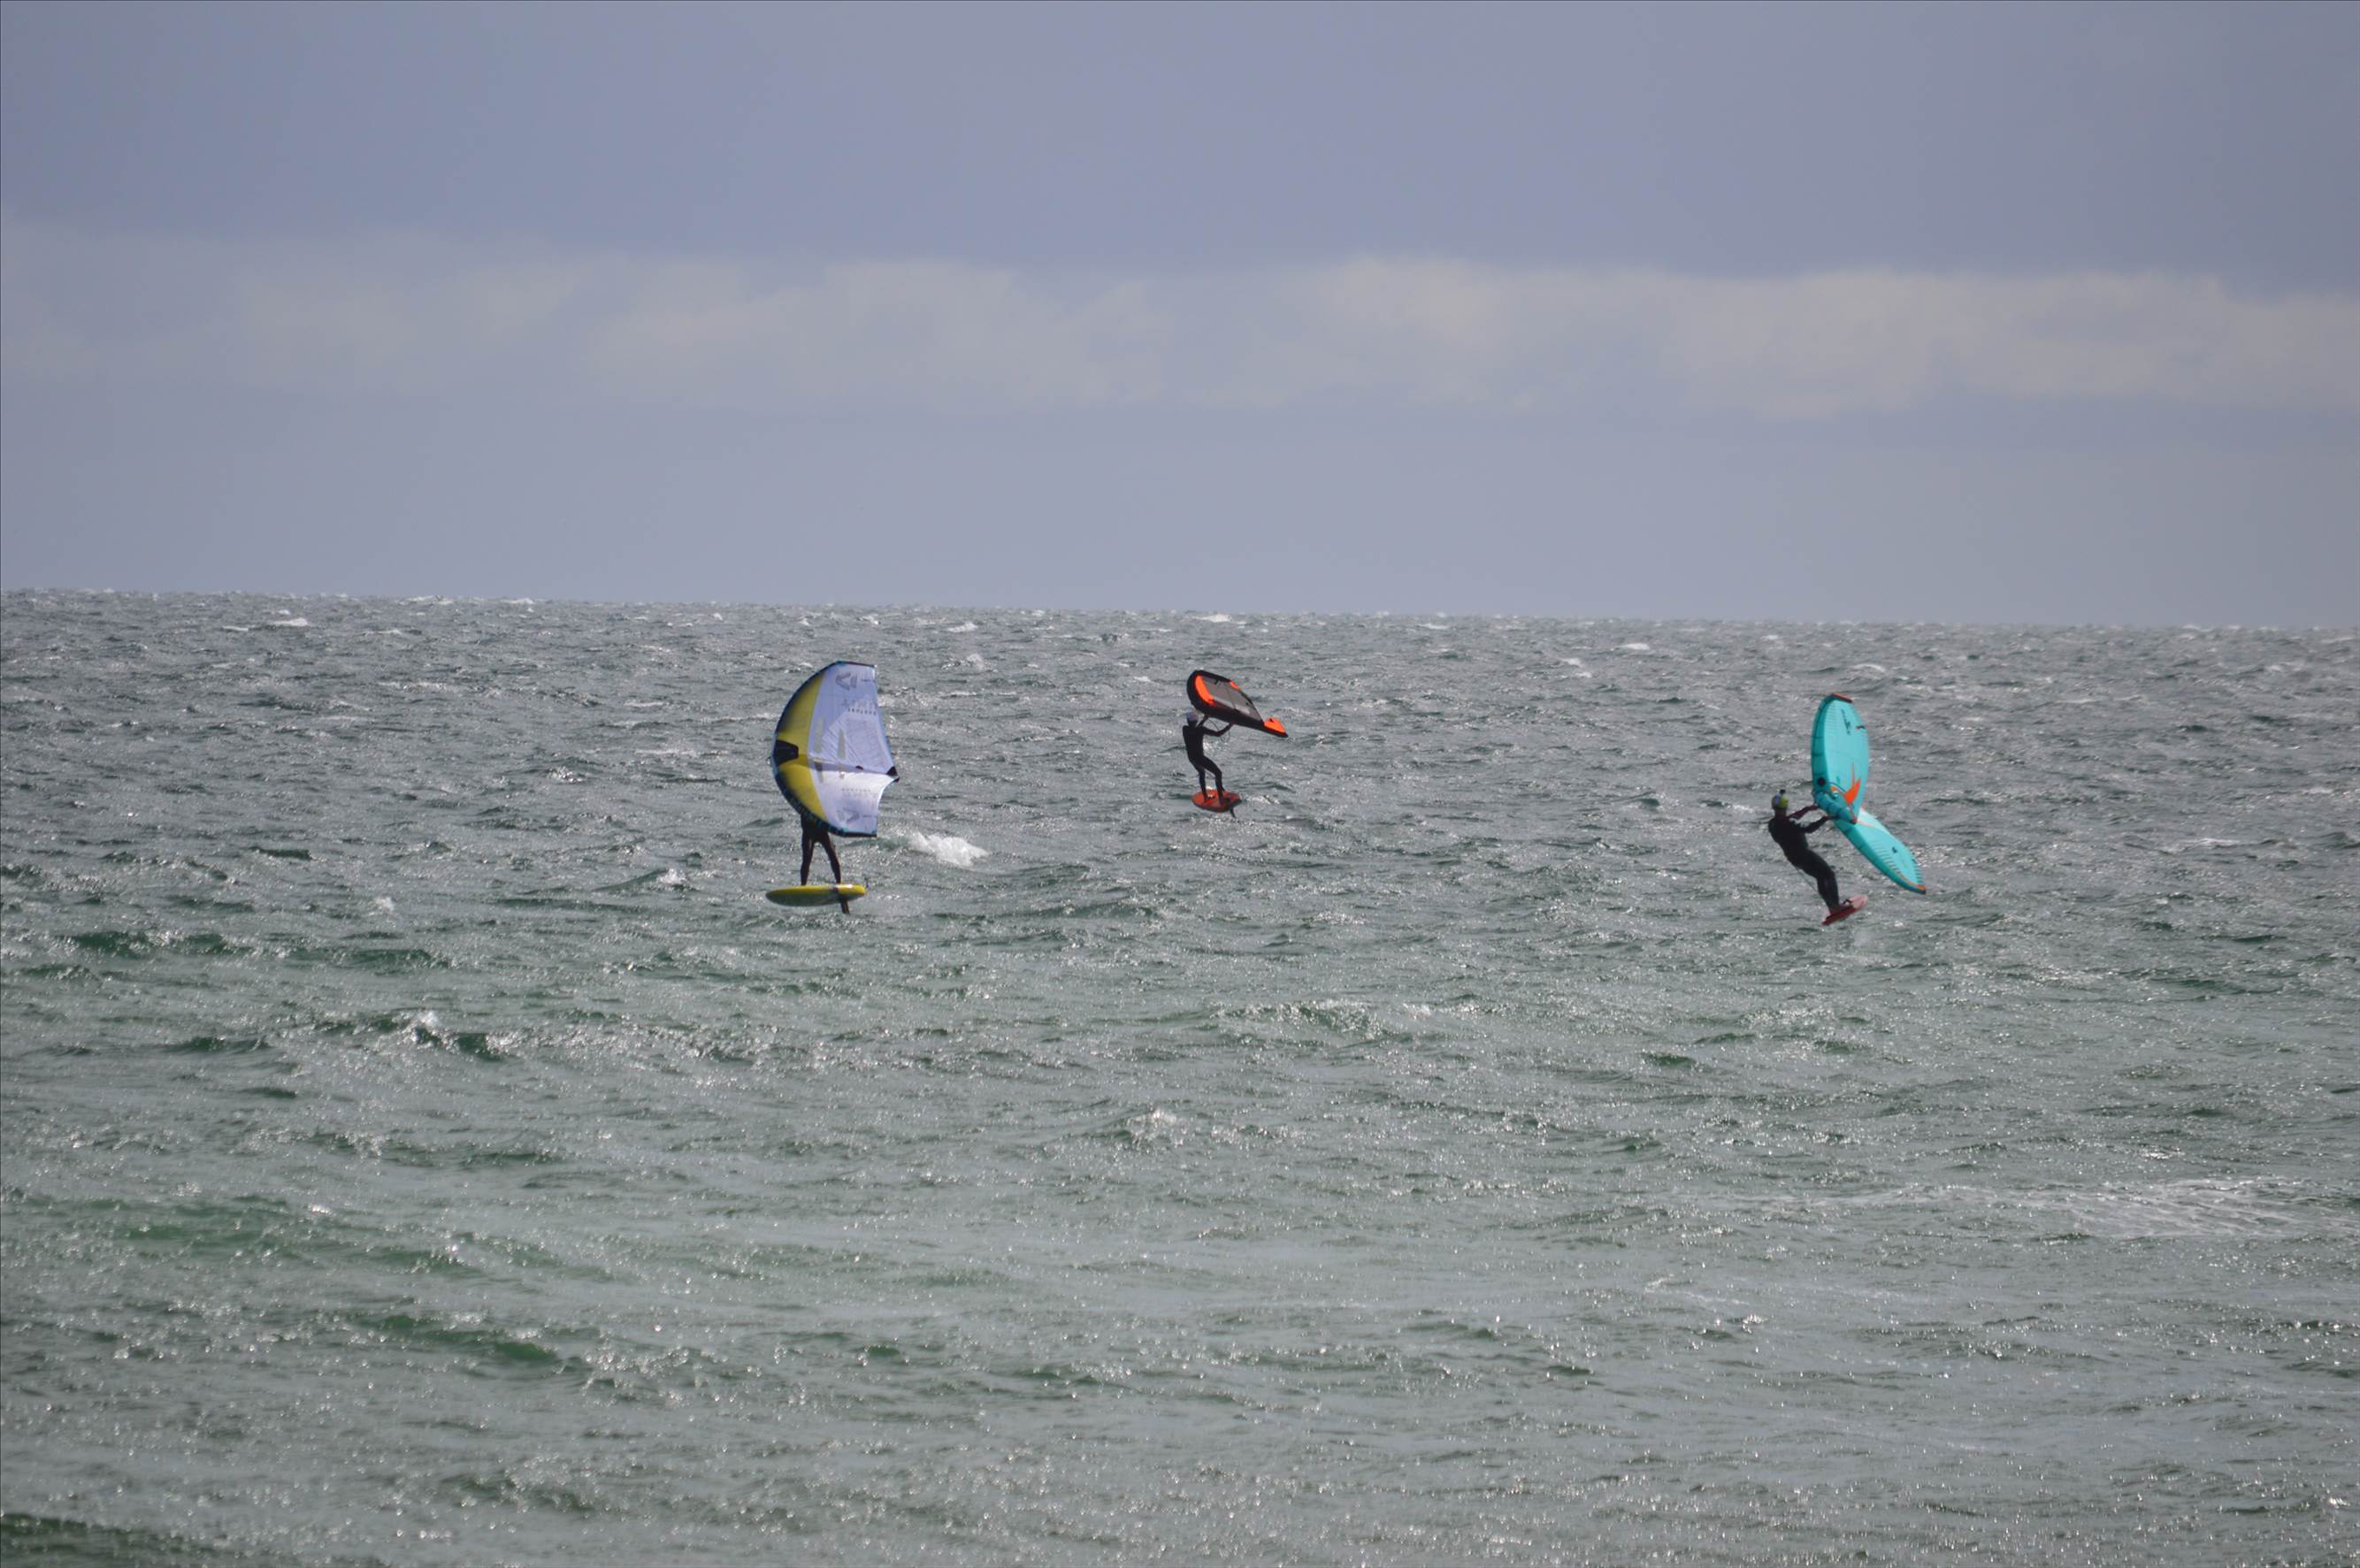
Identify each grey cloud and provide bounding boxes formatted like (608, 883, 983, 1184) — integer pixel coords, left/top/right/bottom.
(7, 217, 2356, 419)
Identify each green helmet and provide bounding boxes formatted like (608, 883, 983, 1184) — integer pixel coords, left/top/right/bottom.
(1772, 792, 1789, 813)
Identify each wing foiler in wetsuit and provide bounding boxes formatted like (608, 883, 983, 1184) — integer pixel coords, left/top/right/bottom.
(798, 813, 848, 912)
(1183, 713, 1230, 796)
(1767, 792, 1843, 914)
(781, 746, 899, 914)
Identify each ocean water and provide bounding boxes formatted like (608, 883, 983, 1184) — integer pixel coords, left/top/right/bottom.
(2, 591, 2353, 1568)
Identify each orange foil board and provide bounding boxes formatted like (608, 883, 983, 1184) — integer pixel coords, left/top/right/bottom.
(1191, 789, 1241, 813)
(1821, 894, 1868, 926)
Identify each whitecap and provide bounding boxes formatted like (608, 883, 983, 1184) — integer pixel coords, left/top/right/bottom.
(1124, 1107, 1184, 1144)
(899, 830, 988, 869)
(2045, 1178, 2336, 1241)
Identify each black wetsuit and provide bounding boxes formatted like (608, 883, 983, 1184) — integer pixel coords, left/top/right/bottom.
(1769, 809, 1842, 913)
(799, 815, 848, 913)
(1183, 716, 1229, 795)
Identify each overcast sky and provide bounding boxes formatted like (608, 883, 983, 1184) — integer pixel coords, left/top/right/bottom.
(4, 1, 2354, 623)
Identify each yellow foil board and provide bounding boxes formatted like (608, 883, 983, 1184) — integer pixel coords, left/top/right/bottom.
(765, 883, 867, 908)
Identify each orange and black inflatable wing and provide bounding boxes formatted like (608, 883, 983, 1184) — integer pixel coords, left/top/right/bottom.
(1187, 669, 1286, 738)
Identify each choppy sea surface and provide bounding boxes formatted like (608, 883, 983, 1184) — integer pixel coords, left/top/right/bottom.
(3, 591, 2354, 1568)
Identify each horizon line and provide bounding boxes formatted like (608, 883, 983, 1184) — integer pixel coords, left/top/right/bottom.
(3, 583, 2348, 636)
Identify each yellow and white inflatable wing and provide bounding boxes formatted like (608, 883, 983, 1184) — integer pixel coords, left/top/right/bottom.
(771, 662, 896, 837)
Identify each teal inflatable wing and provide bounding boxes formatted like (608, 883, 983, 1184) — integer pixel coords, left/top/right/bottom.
(1840, 807, 1927, 894)
(1807, 692, 1928, 895)
(1810, 694, 1871, 824)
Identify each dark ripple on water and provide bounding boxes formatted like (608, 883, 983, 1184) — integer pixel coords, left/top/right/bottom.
(3, 593, 2356, 1566)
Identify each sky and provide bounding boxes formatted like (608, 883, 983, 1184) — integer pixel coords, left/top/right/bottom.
(3, 1, 2355, 623)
